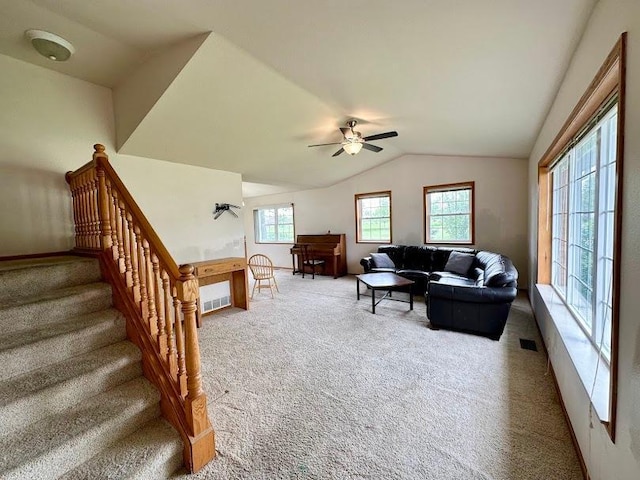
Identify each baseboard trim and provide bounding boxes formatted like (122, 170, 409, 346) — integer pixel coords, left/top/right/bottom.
(526, 291, 589, 480)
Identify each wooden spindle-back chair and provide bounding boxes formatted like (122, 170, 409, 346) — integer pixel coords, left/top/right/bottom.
(248, 254, 279, 298)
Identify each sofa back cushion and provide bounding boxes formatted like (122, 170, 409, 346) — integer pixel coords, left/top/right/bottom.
(431, 247, 477, 272)
(444, 251, 475, 276)
(403, 246, 432, 270)
(377, 245, 405, 268)
(476, 251, 518, 287)
(369, 252, 396, 269)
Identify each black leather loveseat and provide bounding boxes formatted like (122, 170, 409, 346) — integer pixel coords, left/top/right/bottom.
(360, 245, 518, 340)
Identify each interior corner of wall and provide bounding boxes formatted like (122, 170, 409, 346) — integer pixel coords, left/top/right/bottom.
(113, 31, 211, 153)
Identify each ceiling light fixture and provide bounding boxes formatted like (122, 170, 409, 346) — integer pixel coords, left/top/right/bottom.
(343, 142, 363, 155)
(25, 29, 75, 62)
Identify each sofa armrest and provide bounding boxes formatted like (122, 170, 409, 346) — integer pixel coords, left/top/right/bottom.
(427, 281, 517, 304)
(360, 256, 373, 272)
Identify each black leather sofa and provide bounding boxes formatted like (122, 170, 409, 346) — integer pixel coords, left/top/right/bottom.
(360, 245, 518, 340)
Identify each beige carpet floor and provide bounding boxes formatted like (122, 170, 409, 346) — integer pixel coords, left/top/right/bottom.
(173, 270, 583, 480)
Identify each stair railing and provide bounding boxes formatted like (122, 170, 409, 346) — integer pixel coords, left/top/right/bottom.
(65, 144, 214, 473)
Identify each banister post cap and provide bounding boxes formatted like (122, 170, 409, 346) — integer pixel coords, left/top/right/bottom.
(179, 264, 195, 277)
(93, 144, 108, 160)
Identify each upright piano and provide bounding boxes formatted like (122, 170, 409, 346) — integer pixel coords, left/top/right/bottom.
(290, 233, 347, 278)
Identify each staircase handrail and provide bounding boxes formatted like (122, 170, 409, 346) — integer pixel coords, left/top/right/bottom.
(65, 144, 214, 473)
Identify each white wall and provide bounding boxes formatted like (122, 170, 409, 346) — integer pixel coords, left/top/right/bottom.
(0, 53, 113, 255)
(527, 0, 640, 478)
(0, 53, 244, 264)
(244, 153, 529, 286)
(111, 155, 244, 264)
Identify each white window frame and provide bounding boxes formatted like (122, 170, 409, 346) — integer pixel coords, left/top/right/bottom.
(355, 191, 392, 243)
(424, 182, 475, 245)
(550, 103, 618, 362)
(253, 204, 295, 244)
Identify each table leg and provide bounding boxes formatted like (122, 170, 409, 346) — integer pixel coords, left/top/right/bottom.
(372, 288, 376, 314)
(357, 278, 360, 300)
(410, 290, 414, 310)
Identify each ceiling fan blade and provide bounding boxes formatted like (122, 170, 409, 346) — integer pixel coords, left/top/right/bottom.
(362, 143, 383, 153)
(332, 148, 345, 157)
(339, 127, 351, 137)
(362, 131, 398, 142)
(308, 142, 343, 147)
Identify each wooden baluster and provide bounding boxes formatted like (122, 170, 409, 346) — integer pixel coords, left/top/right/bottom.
(106, 180, 119, 260)
(119, 200, 133, 286)
(153, 254, 168, 355)
(96, 166, 112, 251)
(143, 240, 158, 336)
(87, 173, 94, 249)
(176, 265, 208, 436)
(68, 178, 80, 248)
(113, 191, 126, 272)
(135, 226, 149, 318)
(163, 272, 178, 377)
(82, 173, 91, 248)
(90, 173, 99, 249)
(173, 288, 188, 397)
(127, 212, 141, 302)
(78, 179, 87, 248)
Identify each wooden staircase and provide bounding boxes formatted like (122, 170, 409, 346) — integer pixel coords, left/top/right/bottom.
(63, 144, 215, 473)
(0, 144, 216, 475)
(0, 256, 183, 479)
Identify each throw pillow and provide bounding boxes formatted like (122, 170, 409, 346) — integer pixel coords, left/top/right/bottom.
(444, 251, 475, 276)
(370, 252, 396, 269)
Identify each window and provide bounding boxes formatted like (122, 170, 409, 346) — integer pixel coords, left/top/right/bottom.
(551, 104, 617, 361)
(254, 205, 294, 243)
(537, 33, 625, 440)
(355, 191, 391, 243)
(424, 182, 474, 244)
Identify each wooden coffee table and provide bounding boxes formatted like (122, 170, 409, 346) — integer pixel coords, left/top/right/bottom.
(356, 272, 415, 314)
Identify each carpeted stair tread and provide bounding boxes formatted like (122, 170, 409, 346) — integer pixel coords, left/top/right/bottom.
(0, 255, 93, 272)
(60, 418, 183, 480)
(0, 282, 113, 334)
(0, 377, 161, 480)
(0, 341, 142, 434)
(0, 281, 110, 310)
(1, 308, 127, 379)
(0, 256, 101, 302)
(1, 307, 124, 352)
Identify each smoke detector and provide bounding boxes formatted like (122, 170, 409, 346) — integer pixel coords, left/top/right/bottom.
(25, 30, 75, 62)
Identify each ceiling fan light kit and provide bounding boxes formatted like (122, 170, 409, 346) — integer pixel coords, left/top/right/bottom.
(308, 119, 398, 157)
(25, 29, 75, 61)
(343, 142, 363, 155)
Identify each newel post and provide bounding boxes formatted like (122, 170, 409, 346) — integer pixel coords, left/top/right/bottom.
(176, 264, 215, 472)
(94, 144, 112, 251)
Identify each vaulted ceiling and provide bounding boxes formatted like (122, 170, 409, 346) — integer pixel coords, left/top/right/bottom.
(0, 0, 597, 195)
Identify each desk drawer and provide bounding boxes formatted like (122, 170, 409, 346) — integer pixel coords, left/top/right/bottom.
(195, 260, 246, 277)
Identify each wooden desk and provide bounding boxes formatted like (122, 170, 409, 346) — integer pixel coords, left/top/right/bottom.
(192, 257, 249, 325)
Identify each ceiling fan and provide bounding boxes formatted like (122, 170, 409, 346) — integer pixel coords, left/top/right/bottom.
(308, 120, 398, 157)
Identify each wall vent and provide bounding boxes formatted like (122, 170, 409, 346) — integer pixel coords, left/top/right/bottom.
(200, 281, 231, 314)
(519, 338, 538, 351)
